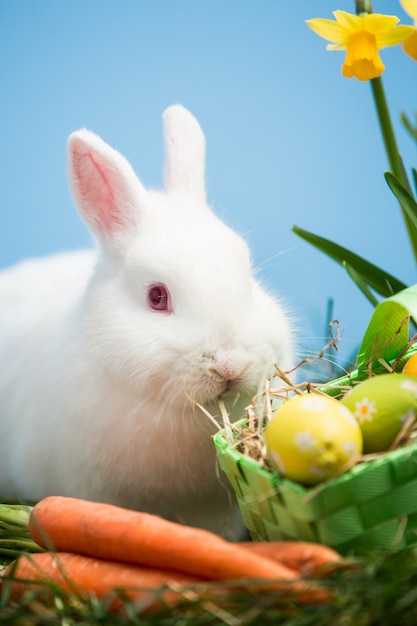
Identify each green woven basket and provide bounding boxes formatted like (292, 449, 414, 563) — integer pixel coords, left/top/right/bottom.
(214, 285, 417, 556)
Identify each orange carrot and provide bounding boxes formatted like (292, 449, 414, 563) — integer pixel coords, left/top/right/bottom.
(239, 541, 344, 577)
(4, 552, 199, 613)
(28, 496, 329, 603)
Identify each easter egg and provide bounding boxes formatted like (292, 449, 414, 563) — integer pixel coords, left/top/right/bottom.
(264, 394, 363, 486)
(402, 352, 417, 378)
(341, 373, 417, 454)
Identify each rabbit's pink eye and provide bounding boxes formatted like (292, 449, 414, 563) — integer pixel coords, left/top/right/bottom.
(147, 283, 172, 313)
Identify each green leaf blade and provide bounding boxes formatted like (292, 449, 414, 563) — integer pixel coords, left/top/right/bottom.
(385, 171, 417, 264)
(292, 225, 407, 298)
(342, 261, 380, 307)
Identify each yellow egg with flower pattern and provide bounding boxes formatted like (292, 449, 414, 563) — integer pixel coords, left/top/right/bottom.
(264, 393, 363, 486)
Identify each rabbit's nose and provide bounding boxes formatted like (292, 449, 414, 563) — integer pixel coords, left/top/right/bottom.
(207, 348, 249, 382)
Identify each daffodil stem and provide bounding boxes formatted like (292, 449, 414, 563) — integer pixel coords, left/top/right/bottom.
(370, 75, 417, 262)
(355, 0, 373, 16)
(370, 77, 404, 183)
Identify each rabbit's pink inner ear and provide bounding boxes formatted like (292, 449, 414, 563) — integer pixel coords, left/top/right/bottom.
(71, 143, 128, 236)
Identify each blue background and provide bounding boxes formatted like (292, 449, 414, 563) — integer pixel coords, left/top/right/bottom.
(1, 0, 416, 378)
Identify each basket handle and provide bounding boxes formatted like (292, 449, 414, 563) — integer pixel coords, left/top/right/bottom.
(357, 283, 417, 373)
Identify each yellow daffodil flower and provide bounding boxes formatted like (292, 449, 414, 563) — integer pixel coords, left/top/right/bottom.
(400, 0, 417, 60)
(307, 10, 415, 81)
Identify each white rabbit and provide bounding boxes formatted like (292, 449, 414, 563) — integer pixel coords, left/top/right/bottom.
(0, 105, 293, 539)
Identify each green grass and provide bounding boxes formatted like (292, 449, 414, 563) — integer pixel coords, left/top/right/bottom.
(3, 503, 417, 625)
(2, 548, 417, 625)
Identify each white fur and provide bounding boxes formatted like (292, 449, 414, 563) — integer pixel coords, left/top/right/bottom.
(0, 105, 293, 539)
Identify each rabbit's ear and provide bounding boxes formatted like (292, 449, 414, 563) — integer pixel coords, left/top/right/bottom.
(163, 105, 206, 202)
(68, 130, 147, 252)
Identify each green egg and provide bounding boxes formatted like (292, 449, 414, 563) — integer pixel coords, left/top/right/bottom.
(341, 373, 417, 453)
